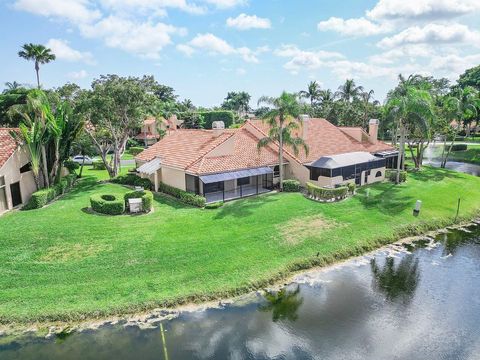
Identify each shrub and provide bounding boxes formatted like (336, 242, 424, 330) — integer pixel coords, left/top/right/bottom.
(64, 174, 77, 189)
(347, 182, 356, 194)
(282, 179, 301, 192)
(128, 147, 145, 156)
(205, 201, 224, 209)
(447, 144, 468, 152)
(92, 161, 106, 170)
(90, 194, 125, 215)
(158, 182, 206, 207)
(134, 177, 152, 190)
(198, 111, 236, 129)
(306, 182, 348, 201)
(24, 188, 56, 210)
(386, 170, 407, 183)
(64, 160, 79, 174)
(124, 190, 154, 212)
(111, 173, 139, 185)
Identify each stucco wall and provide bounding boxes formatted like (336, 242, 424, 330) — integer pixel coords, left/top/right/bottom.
(161, 166, 186, 191)
(365, 167, 385, 185)
(0, 147, 36, 214)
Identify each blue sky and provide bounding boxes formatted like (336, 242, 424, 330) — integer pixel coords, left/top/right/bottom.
(1, 0, 479, 107)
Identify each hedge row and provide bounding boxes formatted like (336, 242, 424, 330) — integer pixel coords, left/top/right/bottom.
(111, 173, 152, 189)
(282, 179, 301, 192)
(124, 190, 153, 212)
(205, 201, 224, 209)
(446, 144, 468, 152)
(24, 174, 78, 210)
(158, 182, 206, 207)
(386, 169, 407, 183)
(90, 194, 125, 215)
(92, 161, 106, 170)
(306, 182, 348, 201)
(128, 147, 145, 156)
(199, 111, 236, 129)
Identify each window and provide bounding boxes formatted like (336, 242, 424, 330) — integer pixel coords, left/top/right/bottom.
(310, 167, 331, 180)
(204, 181, 224, 194)
(375, 171, 382, 178)
(237, 177, 250, 186)
(273, 165, 280, 177)
(20, 162, 32, 173)
(0, 176, 7, 212)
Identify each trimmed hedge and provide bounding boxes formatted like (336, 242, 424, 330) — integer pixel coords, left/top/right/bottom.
(128, 147, 144, 156)
(90, 194, 125, 215)
(64, 160, 79, 173)
(92, 161, 106, 170)
(158, 182, 206, 207)
(198, 111, 236, 129)
(24, 174, 77, 210)
(386, 169, 407, 183)
(306, 182, 348, 201)
(124, 190, 154, 212)
(111, 173, 152, 190)
(282, 179, 301, 192)
(347, 182, 356, 194)
(446, 144, 468, 152)
(205, 201, 224, 209)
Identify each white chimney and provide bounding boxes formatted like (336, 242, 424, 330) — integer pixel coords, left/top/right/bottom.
(212, 121, 225, 137)
(369, 119, 379, 144)
(299, 114, 310, 139)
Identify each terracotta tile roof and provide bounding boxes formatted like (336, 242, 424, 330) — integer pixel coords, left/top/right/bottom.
(135, 133, 159, 140)
(187, 128, 281, 174)
(136, 129, 237, 170)
(0, 128, 19, 168)
(248, 118, 394, 164)
(144, 117, 156, 125)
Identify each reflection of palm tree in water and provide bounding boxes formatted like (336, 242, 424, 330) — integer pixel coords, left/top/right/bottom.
(259, 285, 304, 322)
(370, 255, 420, 304)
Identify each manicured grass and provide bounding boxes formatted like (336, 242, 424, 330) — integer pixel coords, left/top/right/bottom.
(0, 167, 479, 323)
(421, 144, 480, 165)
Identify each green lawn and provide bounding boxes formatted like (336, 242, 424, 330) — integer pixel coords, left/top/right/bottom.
(446, 145, 480, 165)
(0, 167, 479, 324)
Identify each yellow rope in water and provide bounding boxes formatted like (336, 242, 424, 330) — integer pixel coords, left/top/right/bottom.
(160, 323, 169, 360)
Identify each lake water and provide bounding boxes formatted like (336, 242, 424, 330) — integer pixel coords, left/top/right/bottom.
(2, 224, 480, 360)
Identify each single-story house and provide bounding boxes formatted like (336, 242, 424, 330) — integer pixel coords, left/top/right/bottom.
(0, 128, 36, 215)
(135, 115, 184, 146)
(135, 117, 397, 203)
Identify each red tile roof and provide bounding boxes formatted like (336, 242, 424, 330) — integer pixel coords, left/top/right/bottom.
(249, 118, 393, 164)
(0, 128, 19, 168)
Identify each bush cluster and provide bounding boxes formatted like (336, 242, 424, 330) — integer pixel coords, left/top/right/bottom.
(282, 179, 301, 192)
(64, 160, 80, 173)
(124, 190, 154, 212)
(24, 174, 78, 210)
(198, 111, 236, 129)
(90, 194, 125, 215)
(447, 144, 468, 152)
(306, 182, 348, 201)
(128, 147, 145, 156)
(204, 201, 224, 209)
(386, 170, 407, 183)
(158, 182, 206, 207)
(111, 173, 152, 190)
(347, 182, 356, 194)
(92, 161, 106, 170)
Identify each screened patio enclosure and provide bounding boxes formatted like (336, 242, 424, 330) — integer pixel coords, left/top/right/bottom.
(186, 167, 274, 203)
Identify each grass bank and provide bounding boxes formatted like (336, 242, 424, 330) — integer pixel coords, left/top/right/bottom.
(0, 166, 479, 324)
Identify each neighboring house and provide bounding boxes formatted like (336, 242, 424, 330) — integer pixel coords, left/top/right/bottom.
(135, 115, 184, 146)
(135, 117, 396, 203)
(0, 128, 36, 214)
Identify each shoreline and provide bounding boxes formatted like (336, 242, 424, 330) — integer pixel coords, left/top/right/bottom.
(1, 218, 478, 339)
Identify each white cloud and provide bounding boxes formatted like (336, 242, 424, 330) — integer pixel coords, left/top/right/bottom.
(203, 0, 246, 8)
(378, 23, 480, 48)
(369, 44, 434, 64)
(226, 13, 271, 30)
(80, 16, 187, 58)
(367, 0, 480, 21)
(274, 44, 344, 74)
(176, 44, 195, 56)
(99, 0, 206, 16)
(236, 67, 246, 75)
(13, 0, 101, 25)
(46, 39, 96, 64)
(68, 69, 88, 79)
(318, 17, 391, 37)
(184, 33, 261, 62)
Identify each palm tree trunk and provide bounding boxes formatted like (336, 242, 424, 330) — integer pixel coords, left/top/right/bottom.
(279, 123, 284, 192)
(41, 145, 49, 188)
(35, 61, 40, 89)
(396, 122, 405, 184)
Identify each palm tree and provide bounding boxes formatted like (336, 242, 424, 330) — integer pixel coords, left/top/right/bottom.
(18, 43, 56, 89)
(4, 81, 23, 91)
(335, 79, 364, 103)
(385, 85, 433, 182)
(360, 89, 380, 129)
(299, 81, 321, 106)
(8, 90, 51, 188)
(257, 92, 309, 191)
(236, 91, 251, 117)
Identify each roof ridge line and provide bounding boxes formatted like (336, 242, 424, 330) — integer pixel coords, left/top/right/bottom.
(185, 131, 236, 170)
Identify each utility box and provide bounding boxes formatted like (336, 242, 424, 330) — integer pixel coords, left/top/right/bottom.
(129, 198, 143, 213)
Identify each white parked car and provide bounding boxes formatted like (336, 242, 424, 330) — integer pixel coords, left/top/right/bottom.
(72, 155, 93, 165)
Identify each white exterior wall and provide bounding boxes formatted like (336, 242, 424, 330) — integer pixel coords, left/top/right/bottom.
(160, 166, 187, 191)
(0, 147, 36, 214)
(364, 167, 385, 185)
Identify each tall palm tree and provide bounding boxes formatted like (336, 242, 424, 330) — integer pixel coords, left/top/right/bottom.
(335, 79, 364, 103)
(360, 89, 380, 129)
(299, 81, 321, 106)
(257, 92, 309, 191)
(236, 91, 251, 116)
(18, 43, 56, 89)
(385, 85, 433, 183)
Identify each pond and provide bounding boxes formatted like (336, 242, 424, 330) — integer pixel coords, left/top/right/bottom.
(422, 143, 480, 176)
(2, 224, 480, 360)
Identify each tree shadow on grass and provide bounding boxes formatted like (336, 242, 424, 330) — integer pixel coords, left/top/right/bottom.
(408, 166, 464, 182)
(213, 193, 279, 219)
(358, 183, 414, 215)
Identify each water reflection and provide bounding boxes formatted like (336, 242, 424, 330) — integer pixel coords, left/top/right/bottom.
(259, 285, 303, 322)
(370, 255, 420, 304)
